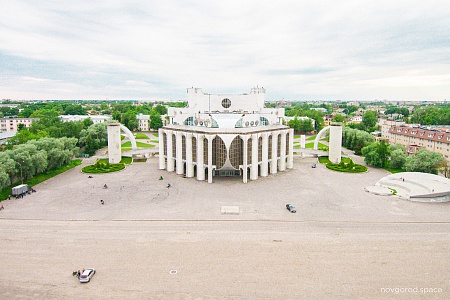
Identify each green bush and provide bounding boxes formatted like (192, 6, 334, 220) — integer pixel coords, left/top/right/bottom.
(82, 159, 125, 173)
(318, 156, 367, 173)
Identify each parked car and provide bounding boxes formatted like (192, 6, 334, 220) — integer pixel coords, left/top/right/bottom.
(79, 268, 96, 283)
(286, 204, 296, 213)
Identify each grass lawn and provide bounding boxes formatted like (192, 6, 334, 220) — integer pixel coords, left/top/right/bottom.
(305, 142, 327, 149)
(0, 159, 82, 201)
(383, 167, 404, 174)
(121, 141, 155, 148)
(150, 140, 159, 143)
(306, 135, 317, 140)
(134, 133, 150, 139)
(153, 133, 159, 137)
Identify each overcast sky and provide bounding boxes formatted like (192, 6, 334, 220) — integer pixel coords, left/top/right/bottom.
(1, 0, 450, 101)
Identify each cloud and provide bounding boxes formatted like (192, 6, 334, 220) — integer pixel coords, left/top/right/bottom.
(1, 0, 450, 100)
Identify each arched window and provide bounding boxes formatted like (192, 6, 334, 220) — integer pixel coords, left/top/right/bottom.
(213, 137, 226, 169)
(229, 136, 243, 168)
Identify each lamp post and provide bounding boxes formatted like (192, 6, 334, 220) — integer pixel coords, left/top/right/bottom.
(17, 158, 24, 184)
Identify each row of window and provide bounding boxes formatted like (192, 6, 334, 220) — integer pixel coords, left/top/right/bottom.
(394, 128, 450, 141)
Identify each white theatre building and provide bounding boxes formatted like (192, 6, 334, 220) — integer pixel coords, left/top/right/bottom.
(158, 87, 294, 183)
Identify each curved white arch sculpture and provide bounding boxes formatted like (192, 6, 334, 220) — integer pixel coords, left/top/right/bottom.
(314, 124, 342, 163)
(119, 124, 137, 151)
(314, 126, 330, 150)
(107, 122, 138, 164)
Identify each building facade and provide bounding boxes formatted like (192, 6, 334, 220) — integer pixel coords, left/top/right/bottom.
(59, 115, 112, 123)
(383, 125, 450, 160)
(0, 117, 39, 132)
(158, 87, 294, 183)
(136, 114, 150, 131)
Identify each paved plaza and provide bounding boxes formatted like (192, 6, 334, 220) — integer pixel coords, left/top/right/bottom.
(0, 154, 449, 299)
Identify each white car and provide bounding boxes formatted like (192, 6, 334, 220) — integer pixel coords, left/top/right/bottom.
(79, 268, 96, 283)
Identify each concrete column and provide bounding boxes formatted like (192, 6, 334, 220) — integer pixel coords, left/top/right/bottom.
(206, 134, 214, 183)
(107, 123, 121, 164)
(287, 128, 294, 169)
(166, 130, 174, 172)
(196, 134, 205, 181)
(158, 128, 165, 169)
(329, 124, 343, 164)
(240, 135, 250, 183)
(270, 132, 278, 174)
(279, 131, 287, 171)
(186, 133, 194, 177)
(261, 132, 269, 176)
(300, 134, 306, 149)
(175, 131, 183, 175)
(250, 133, 259, 180)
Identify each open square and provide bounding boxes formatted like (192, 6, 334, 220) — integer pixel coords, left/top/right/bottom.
(0, 155, 449, 299)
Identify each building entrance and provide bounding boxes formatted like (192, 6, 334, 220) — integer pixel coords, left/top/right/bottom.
(214, 170, 241, 177)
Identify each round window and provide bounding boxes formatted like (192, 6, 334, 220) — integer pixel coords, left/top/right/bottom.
(221, 98, 231, 108)
(250, 121, 254, 126)
(245, 121, 249, 127)
(255, 121, 259, 126)
(199, 121, 203, 126)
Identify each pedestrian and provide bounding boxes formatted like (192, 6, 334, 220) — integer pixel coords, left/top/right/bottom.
(167, 183, 171, 188)
(100, 200, 104, 205)
(0, 205, 4, 211)
(103, 184, 108, 189)
(8, 195, 11, 200)
(159, 176, 163, 180)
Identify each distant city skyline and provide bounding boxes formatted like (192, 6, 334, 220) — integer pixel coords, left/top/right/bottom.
(1, 1, 450, 101)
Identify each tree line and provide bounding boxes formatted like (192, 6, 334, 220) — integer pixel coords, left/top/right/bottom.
(342, 127, 447, 175)
(0, 137, 79, 189)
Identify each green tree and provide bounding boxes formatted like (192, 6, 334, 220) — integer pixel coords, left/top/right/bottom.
(333, 114, 346, 123)
(150, 115, 163, 130)
(298, 119, 313, 133)
(121, 111, 138, 131)
(362, 110, 378, 129)
(8, 144, 47, 181)
(153, 104, 167, 115)
(63, 104, 86, 115)
(82, 118, 94, 129)
(361, 140, 389, 168)
(404, 149, 445, 174)
(0, 152, 17, 178)
(0, 170, 10, 190)
(288, 116, 300, 132)
(79, 123, 107, 155)
(390, 148, 407, 169)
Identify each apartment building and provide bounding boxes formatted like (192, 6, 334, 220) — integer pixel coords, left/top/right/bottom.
(384, 125, 450, 160)
(136, 114, 150, 131)
(59, 115, 112, 124)
(0, 117, 39, 132)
